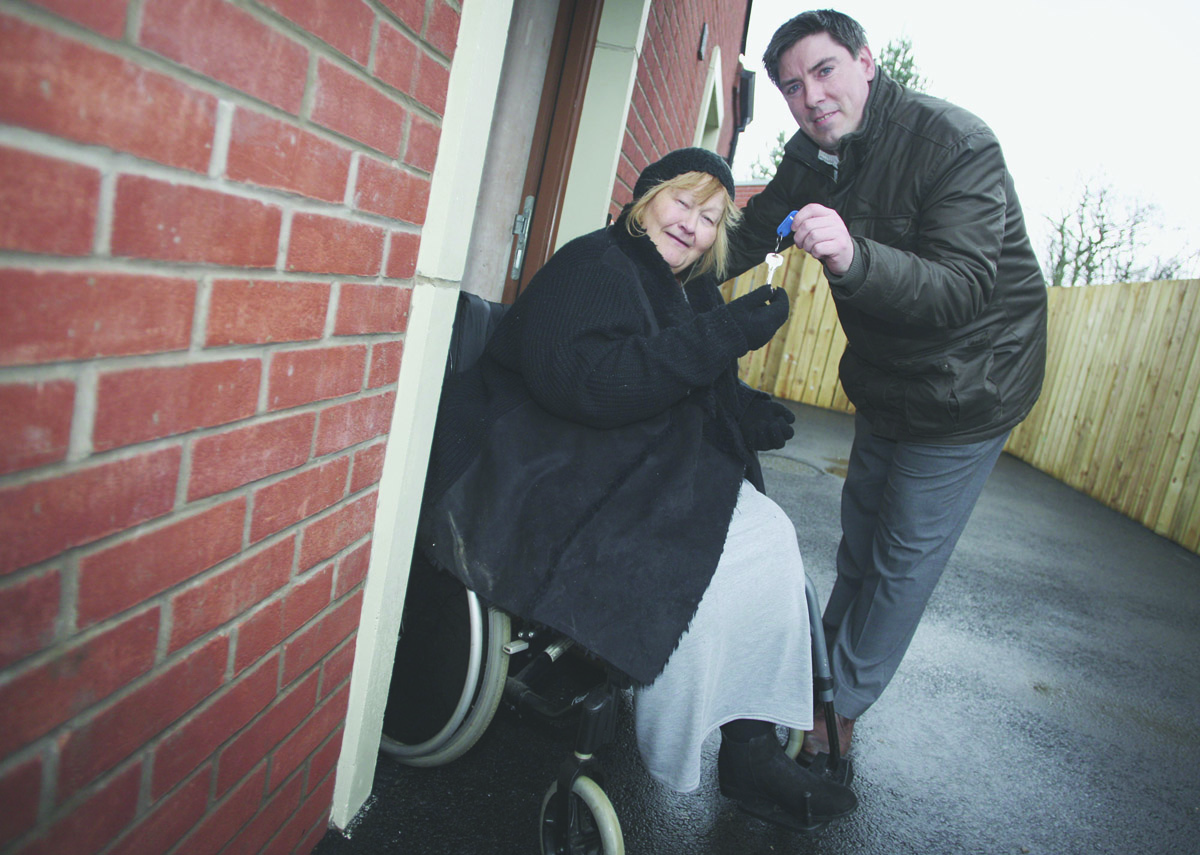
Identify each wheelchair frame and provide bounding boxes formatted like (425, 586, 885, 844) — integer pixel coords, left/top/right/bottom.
(379, 560, 848, 855)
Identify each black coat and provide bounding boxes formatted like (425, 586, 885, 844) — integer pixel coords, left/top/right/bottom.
(419, 217, 764, 684)
(729, 69, 1047, 444)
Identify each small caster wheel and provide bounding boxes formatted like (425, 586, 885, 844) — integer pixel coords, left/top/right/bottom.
(539, 775, 623, 855)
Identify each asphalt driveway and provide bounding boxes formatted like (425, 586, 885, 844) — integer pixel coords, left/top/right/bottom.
(317, 402, 1200, 855)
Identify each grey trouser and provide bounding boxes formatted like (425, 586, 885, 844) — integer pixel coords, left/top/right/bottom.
(825, 413, 1009, 718)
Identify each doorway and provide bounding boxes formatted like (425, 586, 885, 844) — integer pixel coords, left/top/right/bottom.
(461, 0, 603, 304)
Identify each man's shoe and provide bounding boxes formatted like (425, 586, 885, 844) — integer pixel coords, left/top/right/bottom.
(718, 731, 857, 832)
(802, 706, 855, 758)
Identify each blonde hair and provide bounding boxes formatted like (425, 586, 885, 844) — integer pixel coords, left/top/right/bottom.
(626, 172, 743, 280)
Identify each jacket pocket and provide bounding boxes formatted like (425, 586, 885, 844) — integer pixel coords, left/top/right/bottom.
(895, 331, 1000, 434)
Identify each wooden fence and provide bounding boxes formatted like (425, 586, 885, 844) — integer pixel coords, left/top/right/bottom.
(722, 248, 1200, 555)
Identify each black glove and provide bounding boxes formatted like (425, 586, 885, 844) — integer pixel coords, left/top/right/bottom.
(727, 285, 789, 351)
(740, 397, 796, 451)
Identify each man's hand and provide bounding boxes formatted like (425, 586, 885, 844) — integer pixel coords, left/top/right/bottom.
(791, 203, 855, 276)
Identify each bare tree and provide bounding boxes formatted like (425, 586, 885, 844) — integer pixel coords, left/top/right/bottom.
(750, 38, 929, 180)
(1042, 181, 1199, 286)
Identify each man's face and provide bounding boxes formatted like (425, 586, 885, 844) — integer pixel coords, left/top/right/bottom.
(777, 31, 875, 153)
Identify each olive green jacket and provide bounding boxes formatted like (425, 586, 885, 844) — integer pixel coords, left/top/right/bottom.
(730, 69, 1047, 444)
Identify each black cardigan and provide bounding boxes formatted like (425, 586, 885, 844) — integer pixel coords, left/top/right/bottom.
(419, 217, 765, 684)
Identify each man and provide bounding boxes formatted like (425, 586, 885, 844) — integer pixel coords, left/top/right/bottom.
(726, 10, 1048, 758)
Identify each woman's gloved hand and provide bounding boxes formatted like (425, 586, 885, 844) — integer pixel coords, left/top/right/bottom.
(727, 285, 790, 351)
(740, 397, 796, 451)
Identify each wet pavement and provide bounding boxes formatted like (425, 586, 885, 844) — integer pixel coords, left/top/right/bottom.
(315, 402, 1200, 855)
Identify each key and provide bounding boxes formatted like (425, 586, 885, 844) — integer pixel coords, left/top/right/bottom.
(765, 252, 784, 284)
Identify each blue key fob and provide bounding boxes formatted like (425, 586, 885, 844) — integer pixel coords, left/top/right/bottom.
(776, 210, 799, 238)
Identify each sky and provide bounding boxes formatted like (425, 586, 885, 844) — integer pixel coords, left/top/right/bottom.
(731, 0, 1200, 273)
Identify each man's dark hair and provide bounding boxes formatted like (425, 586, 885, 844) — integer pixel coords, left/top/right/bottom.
(762, 9, 868, 87)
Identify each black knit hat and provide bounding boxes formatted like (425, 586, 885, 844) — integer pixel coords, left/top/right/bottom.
(632, 147, 735, 202)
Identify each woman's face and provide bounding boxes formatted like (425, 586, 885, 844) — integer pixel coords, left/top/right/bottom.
(641, 179, 725, 274)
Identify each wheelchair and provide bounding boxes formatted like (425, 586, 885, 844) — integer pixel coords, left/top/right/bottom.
(379, 292, 851, 854)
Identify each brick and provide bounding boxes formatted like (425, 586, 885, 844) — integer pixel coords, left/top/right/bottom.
(0, 447, 180, 575)
(20, 763, 141, 855)
(234, 599, 285, 675)
(268, 683, 350, 789)
(206, 279, 329, 347)
(385, 232, 420, 279)
(413, 51, 450, 116)
(0, 609, 158, 759)
(57, 635, 228, 799)
(298, 494, 377, 570)
(334, 540, 372, 599)
(368, 341, 403, 388)
(374, 22, 417, 95)
(188, 413, 315, 501)
(335, 284, 411, 335)
(0, 380, 74, 476)
(426, 1, 461, 58)
(354, 156, 429, 225)
(312, 59, 406, 156)
(405, 113, 441, 173)
(616, 151, 639, 199)
(286, 213, 385, 277)
(226, 109, 351, 204)
(281, 592, 363, 684)
(266, 772, 334, 855)
(224, 770, 302, 855)
(0, 269, 195, 366)
(77, 498, 245, 628)
(0, 756, 41, 848)
(169, 537, 294, 652)
(267, 346, 366, 412)
(314, 392, 395, 456)
(378, 0, 424, 33)
(281, 565, 334, 639)
(216, 671, 318, 795)
(151, 654, 279, 799)
(112, 175, 282, 268)
(349, 443, 386, 494)
(0, 15, 216, 173)
(107, 767, 209, 855)
(319, 636, 356, 697)
(0, 569, 60, 670)
(140, 0, 307, 114)
(27, 0, 129, 39)
(0, 146, 99, 256)
(93, 360, 261, 452)
(179, 765, 268, 855)
(250, 458, 349, 543)
(259, 0, 373, 66)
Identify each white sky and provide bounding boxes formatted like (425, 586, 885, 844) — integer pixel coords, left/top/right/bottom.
(732, 0, 1200, 270)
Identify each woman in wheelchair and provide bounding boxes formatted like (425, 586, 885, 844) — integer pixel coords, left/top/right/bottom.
(419, 148, 857, 831)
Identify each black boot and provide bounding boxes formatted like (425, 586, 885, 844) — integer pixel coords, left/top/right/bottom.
(718, 730, 857, 832)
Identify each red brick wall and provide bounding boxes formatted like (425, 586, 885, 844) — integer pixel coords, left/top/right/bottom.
(613, 0, 751, 218)
(0, 2, 458, 854)
(735, 182, 768, 208)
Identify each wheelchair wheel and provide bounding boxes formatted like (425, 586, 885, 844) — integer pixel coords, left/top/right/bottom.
(539, 775, 623, 855)
(380, 553, 510, 767)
